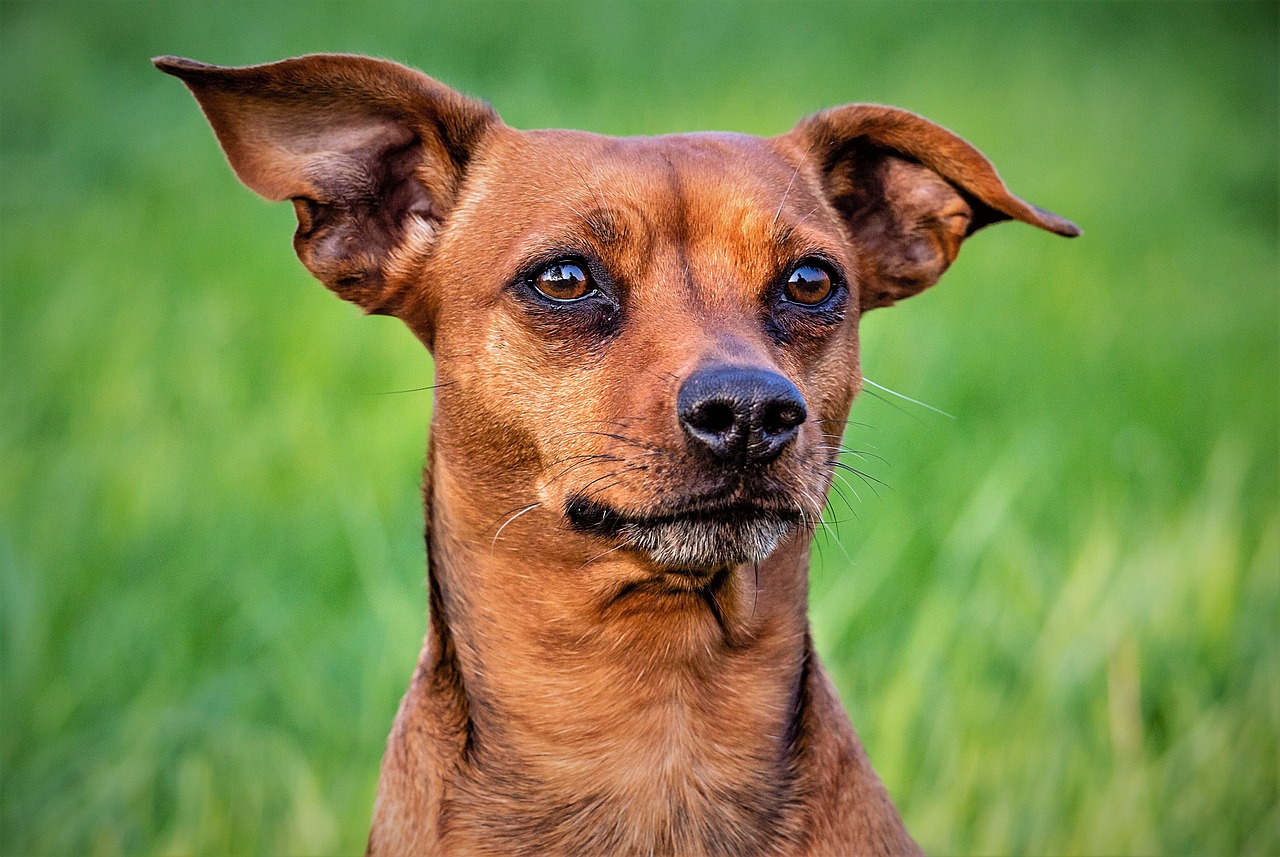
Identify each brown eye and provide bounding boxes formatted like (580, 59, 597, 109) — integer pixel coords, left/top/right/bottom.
(784, 264, 834, 305)
(533, 261, 594, 301)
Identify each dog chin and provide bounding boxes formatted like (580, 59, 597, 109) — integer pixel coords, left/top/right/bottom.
(621, 516, 793, 570)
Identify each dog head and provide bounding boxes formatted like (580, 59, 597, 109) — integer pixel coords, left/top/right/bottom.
(158, 54, 1077, 581)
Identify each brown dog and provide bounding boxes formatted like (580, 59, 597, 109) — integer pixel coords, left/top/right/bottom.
(157, 54, 1077, 856)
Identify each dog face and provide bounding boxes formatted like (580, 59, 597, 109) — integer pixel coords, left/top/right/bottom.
(423, 130, 867, 572)
(158, 54, 1077, 579)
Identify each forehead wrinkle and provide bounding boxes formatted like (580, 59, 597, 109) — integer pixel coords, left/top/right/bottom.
(628, 174, 752, 317)
(697, 184, 785, 268)
(662, 156, 761, 305)
(657, 150, 695, 297)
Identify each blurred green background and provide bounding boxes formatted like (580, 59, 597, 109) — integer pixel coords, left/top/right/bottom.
(2, 1, 1276, 854)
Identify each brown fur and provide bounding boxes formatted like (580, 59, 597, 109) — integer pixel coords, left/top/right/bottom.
(156, 53, 1078, 856)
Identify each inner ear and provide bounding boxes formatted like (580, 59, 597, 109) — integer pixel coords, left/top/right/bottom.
(826, 144, 978, 309)
(290, 131, 439, 314)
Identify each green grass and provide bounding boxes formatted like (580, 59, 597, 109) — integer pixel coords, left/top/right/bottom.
(2, 1, 1276, 854)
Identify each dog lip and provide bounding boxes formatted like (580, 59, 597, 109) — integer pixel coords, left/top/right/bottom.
(642, 499, 801, 526)
(564, 494, 799, 537)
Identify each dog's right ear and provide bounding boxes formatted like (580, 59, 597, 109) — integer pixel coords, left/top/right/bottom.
(783, 104, 1079, 311)
(154, 54, 498, 324)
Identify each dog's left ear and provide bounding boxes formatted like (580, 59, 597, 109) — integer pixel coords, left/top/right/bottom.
(154, 54, 498, 324)
(784, 104, 1079, 310)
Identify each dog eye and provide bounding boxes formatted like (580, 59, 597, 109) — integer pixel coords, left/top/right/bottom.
(533, 261, 594, 301)
(783, 264, 834, 306)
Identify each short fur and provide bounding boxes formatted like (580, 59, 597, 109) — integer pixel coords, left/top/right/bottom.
(157, 53, 1078, 856)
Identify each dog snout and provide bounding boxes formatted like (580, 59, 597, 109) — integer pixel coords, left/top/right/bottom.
(677, 366, 807, 466)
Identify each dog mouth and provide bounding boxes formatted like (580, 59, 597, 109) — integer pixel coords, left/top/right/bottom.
(565, 494, 802, 571)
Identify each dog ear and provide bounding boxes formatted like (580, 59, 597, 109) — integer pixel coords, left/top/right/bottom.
(154, 54, 498, 318)
(785, 104, 1079, 310)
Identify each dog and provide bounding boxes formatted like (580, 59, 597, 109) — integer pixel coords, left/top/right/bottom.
(156, 53, 1078, 856)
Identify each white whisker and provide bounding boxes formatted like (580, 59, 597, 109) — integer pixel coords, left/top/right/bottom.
(771, 143, 812, 227)
(491, 502, 541, 548)
(863, 377, 955, 419)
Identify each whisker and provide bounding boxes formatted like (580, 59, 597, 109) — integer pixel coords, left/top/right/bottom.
(814, 507, 854, 564)
(862, 377, 955, 420)
(561, 430, 657, 450)
(829, 459, 890, 487)
(861, 387, 925, 423)
(795, 502, 812, 536)
(566, 159, 620, 240)
(555, 451, 660, 487)
(772, 143, 812, 227)
(814, 417, 876, 431)
(835, 469, 865, 506)
(579, 416, 655, 429)
(792, 202, 824, 228)
(797, 487, 830, 535)
(812, 443, 889, 466)
(490, 502, 541, 548)
(378, 380, 456, 395)
(831, 461, 889, 499)
(577, 543, 627, 570)
(826, 472, 861, 511)
(542, 452, 624, 485)
(576, 462, 652, 504)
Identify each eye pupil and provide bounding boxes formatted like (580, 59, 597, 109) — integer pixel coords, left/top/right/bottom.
(785, 264, 834, 305)
(534, 262, 593, 301)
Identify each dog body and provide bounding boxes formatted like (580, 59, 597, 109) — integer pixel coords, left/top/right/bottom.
(158, 54, 1077, 856)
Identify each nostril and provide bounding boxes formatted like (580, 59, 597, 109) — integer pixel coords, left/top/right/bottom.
(688, 400, 737, 436)
(763, 399, 807, 435)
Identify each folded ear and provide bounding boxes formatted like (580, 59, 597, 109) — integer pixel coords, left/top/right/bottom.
(154, 54, 498, 318)
(784, 104, 1079, 310)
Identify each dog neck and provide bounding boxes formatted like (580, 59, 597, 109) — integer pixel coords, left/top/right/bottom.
(419, 436, 817, 852)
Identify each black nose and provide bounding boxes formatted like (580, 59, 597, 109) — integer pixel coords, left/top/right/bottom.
(677, 366, 807, 466)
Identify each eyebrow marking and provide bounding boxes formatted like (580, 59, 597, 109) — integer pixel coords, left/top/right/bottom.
(772, 219, 797, 248)
(771, 200, 830, 252)
(585, 207, 623, 245)
(532, 197, 623, 245)
(567, 158, 623, 243)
